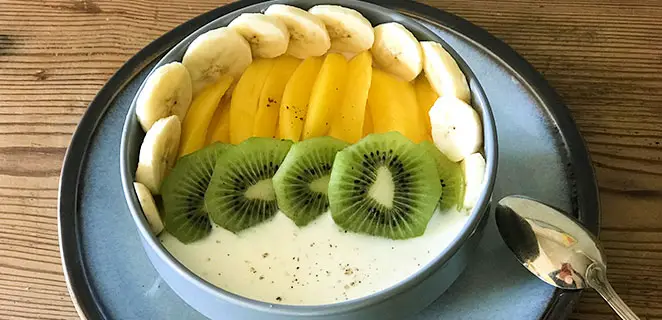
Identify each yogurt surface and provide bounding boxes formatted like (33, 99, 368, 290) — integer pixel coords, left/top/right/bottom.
(160, 209, 468, 305)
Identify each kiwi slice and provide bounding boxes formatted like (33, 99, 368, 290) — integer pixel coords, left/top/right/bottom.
(328, 132, 442, 239)
(420, 141, 465, 211)
(161, 142, 232, 243)
(206, 137, 293, 233)
(273, 137, 349, 226)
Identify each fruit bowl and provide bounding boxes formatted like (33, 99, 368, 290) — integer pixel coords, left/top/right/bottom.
(120, 0, 497, 319)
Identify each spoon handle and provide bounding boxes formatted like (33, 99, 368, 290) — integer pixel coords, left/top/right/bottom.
(586, 263, 639, 320)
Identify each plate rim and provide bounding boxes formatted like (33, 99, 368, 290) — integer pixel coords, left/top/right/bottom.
(57, 0, 600, 319)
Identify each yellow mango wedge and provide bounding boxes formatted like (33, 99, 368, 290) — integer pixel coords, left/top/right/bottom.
(205, 100, 224, 145)
(230, 58, 276, 144)
(206, 95, 232, 144)
(179, 74, 233, 157)
(254, 55, 301, 138)
(279, 56, 323, 141)
(302, 53, 348, 139)
(328, 51, 373, 143)
(399, 77, 430, 142)
(367, 68, 426, 142)
(363, 100, 374, 137)
(414, 75, 439, 139)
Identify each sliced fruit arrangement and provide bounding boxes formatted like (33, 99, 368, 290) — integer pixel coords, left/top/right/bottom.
(273, 136, 349, 226)
(132, 3, 488, 242)
(205, 138, 293, 233)
(328, 132, 441, 239)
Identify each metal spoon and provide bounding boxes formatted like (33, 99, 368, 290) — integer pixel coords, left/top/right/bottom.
(494, 195, 639, 320)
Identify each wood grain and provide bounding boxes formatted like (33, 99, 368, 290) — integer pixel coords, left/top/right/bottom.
(0, 0, 660, 319)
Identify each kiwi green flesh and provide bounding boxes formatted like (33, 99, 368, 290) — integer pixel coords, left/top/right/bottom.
(273, 136, 349, 227)
(328, 132, 442, 240)
(420, 141, 465, 211)
(206, 137, 293, 233)
(161, 142, 232, 244)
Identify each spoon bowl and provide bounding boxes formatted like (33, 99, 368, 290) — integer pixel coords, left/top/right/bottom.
(495, 195, 639, 320)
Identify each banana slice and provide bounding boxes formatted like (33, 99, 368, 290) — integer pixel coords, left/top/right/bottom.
(264, 4, 331, 59)
(135, 115, 181, 195)
(421, 41, 471, 103)
(461, 153, 486, 211)
(133, 182, 165, 235)
(428, 95, 482, 162)
(135, 62, 192, 132)
(371, 22, 422, 81)
(182, 27, 252, 95)
(308, 5, 374, 53)
(228, 13, 290, 58)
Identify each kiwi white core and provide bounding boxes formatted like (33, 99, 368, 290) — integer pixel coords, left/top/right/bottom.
(244, 179, 275, 200)
(310, 175, 330, 194)
(368, 166, 395, 208)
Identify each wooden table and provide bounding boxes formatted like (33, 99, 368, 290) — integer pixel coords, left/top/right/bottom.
(1, 0, 661, 319)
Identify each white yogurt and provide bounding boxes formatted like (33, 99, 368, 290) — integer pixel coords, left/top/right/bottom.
(160, 209, 467, 305)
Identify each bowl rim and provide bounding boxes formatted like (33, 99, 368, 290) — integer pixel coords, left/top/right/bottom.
(120, 0, 498, 316)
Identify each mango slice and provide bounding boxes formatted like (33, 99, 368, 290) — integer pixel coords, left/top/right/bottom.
(363, 99, 374, 137)
(414, 75, 439, 140)
(229, 58, 276, 144)
(179, 75, 233, 157)
(367, 68, 426, 143)
(206, 94, 232, 144)
(254, 55, 301, 138)
(302, 53, 348, 139)
(278, 57, 324, 142)
(328, 51, 373, 143)
(399, 76, 430, 142)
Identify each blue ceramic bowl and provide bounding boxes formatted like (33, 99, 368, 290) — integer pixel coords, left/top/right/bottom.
(120, 1, 498, 319)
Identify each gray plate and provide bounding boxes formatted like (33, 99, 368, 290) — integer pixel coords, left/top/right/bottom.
(58, 1, 599, 319)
